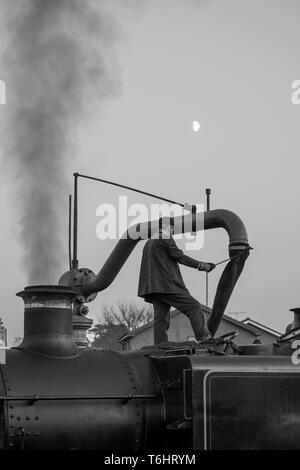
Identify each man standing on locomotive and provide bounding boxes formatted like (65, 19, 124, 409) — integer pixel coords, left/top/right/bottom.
(138, 218, 215, 344)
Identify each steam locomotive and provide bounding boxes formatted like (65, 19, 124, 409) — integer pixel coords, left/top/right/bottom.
(1, 209, 300, 450)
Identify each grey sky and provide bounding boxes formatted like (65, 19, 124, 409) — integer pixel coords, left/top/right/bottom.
(1, 0, 300, 343)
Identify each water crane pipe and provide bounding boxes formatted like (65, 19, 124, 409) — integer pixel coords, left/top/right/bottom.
(77, 209, 250, 337)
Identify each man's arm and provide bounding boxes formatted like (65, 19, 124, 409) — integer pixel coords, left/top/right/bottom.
(161, 238, 215, 271)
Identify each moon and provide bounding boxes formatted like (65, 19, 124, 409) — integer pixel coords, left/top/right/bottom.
(192, 120, 200, 132)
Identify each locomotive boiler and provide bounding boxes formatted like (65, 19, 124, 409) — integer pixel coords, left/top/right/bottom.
(1, 208, 300, 450)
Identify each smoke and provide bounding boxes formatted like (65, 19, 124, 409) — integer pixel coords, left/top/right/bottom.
(1, 0, 120, 284)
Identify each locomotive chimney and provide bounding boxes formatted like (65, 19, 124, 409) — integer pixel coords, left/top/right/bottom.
(17, 285, 80, 357)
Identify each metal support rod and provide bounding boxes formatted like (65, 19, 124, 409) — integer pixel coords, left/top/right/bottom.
(76, 172, 185, 207)
(72, 173, 79, 269)
(206, 272, 208, 308)
(215, 247, 253, 266)
(205, 189, 211, 307)
(68, 194, 72, 270)
(71, 171, 197, 270)
(206, 188, 211, 211)
(70, 178, 213, 257)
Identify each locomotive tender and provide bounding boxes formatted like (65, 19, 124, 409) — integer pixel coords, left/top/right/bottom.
(1, 209, 300, 450)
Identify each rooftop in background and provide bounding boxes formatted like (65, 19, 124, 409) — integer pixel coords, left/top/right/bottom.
(241, 317, 281, 338)
(118, 306, 282, 351)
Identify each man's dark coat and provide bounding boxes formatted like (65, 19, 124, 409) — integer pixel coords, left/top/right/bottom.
(138, 236, 199, 303)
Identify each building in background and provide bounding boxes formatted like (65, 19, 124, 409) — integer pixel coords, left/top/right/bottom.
(91, 324, 128, 351)
(119, 305, 281, 351)
(0, 318, 7, 347)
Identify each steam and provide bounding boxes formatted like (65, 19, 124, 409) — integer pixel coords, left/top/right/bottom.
(2, 0, 120, 284)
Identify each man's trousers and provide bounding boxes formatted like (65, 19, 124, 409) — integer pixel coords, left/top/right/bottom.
(151, 291, 210, 344)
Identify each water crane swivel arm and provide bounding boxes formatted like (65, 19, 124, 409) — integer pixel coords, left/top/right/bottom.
(60, 205, 250, 337)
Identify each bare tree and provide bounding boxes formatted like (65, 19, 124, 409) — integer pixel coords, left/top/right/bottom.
(97, 299, 154, 331)
(90, 300, 154, 351)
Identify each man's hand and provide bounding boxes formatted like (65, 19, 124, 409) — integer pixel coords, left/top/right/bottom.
(206, 262, 216, 273)
(198, 262, 216, 273)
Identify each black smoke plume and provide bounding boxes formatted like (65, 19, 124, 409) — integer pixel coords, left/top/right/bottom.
(1, 0, 120, 283)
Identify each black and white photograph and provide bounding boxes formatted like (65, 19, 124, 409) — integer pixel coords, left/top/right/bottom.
(0, 0, 300, 456)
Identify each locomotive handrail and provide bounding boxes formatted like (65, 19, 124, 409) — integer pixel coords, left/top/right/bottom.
(0, 393, 157, 402)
